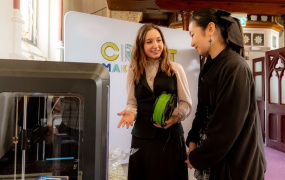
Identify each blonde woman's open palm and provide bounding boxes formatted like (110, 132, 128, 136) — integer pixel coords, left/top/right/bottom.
(117, 110, 135, 129)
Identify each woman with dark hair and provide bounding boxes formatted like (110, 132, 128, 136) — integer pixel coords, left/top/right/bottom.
(185, 8, 266, 180)
(117, 24, 192, 180)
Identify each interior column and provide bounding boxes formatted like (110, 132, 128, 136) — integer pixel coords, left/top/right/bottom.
(181, 10, 191, 31)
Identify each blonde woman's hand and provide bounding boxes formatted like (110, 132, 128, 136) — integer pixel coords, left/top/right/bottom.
(117, 110, 135, 129)
(153, 115, 180, 129)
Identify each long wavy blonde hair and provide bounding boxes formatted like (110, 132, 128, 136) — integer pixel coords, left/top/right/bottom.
(130, 24, 174, 83)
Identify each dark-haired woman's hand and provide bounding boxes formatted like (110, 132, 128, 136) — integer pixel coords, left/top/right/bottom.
(185, 142, 197, 169)
(117, 110, 135, 129)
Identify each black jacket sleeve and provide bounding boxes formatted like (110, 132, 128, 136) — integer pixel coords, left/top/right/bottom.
(186, 104, 201, 146)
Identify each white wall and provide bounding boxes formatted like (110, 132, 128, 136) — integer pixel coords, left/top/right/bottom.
(49, 0, 61, 61)
(279, 30, 284, 48)
(0, 1, 13, 59)
(36, 0, 50, 59)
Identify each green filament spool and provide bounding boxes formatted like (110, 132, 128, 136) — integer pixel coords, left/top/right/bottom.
(152, 93, 177, 126)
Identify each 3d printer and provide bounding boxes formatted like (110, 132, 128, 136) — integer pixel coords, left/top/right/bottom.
(0, 59, 110, 180)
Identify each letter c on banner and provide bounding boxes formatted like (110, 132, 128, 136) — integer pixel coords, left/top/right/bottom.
(101, 42, 119, 61)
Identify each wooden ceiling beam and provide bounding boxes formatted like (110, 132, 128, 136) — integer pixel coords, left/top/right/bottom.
(156, 0, 285, 15)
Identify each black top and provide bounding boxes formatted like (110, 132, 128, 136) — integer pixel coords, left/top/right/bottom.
(186, 46, 266, 180)
(131, 66, 184, 139)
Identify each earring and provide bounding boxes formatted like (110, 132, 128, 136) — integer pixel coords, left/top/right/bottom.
(209, 37, 212, 44)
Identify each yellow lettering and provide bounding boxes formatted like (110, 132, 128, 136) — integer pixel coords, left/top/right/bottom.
(168, 49, 177, 62)
(101, 42, 119, 61)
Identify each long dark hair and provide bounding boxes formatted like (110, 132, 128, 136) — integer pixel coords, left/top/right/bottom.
(191, 8, 245, 57)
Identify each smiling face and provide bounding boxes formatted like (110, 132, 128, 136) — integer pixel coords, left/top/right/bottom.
(189, 21, 211, 56)
(143, 29, 164, 61)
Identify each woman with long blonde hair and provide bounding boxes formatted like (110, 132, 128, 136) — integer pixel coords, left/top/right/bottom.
(118, 23, 192, 180)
